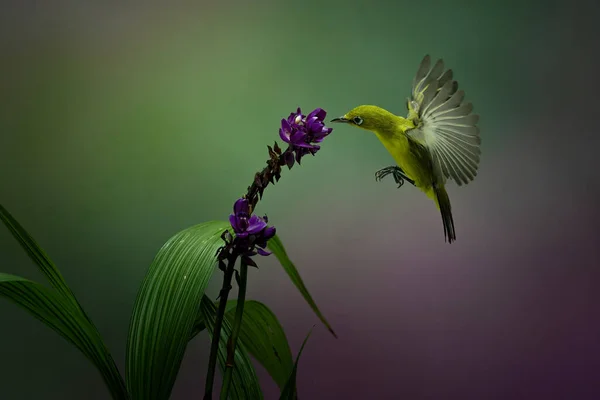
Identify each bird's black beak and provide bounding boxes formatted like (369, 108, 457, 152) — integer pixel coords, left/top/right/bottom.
(330, 116, 348, 123)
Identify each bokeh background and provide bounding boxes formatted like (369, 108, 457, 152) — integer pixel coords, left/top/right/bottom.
(1, 0, 599, 399)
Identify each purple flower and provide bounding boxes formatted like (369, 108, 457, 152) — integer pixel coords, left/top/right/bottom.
(229, 198, 276, 257)
(279, 107, 333, 167)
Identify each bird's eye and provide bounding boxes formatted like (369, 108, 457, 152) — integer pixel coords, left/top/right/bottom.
(353, 116, 363, 125)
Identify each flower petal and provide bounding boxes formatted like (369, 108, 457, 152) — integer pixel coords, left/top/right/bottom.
(246, 215, 267, 235)
(229, 214, 239, 232)
(308, 108, 326, 121)
(263, 226, 276, 240)
(279, 128, 290, 143)
(256, 247, 271, 256)
(233, 198, 249, 215)
(279, 120, 292, 142)
(290, 130, 307, 145)
(294, 141, 316, 149)
(305, 118, 319, 132)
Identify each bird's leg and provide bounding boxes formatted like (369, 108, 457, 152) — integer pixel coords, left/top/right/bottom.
(374, 166, 415, 188)
(391, 168, 415, 188)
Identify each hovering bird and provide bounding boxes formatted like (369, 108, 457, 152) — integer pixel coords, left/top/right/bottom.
(331, 55, 481, 243)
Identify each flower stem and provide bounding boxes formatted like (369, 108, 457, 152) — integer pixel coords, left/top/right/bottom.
(203, 253, 238, 400)
(220, 261, 248, 399)
(245, 146, 290, 214)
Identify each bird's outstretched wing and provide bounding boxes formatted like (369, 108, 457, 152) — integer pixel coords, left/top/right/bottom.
(405, 55, 481, 186)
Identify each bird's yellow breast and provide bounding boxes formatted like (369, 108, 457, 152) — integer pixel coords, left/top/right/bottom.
(374, 126, 432, 190)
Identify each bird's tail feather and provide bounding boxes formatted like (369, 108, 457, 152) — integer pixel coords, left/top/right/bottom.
(433, 184, 456, 243)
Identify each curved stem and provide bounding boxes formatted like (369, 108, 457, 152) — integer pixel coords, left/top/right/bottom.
(220, 261, 248, 399)
(203, 254, 238, 400)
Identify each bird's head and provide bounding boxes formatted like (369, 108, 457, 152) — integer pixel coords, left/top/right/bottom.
(330, 105, 395, 133)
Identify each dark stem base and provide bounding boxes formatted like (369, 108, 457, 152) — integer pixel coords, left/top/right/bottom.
(203, 253, 238, 400)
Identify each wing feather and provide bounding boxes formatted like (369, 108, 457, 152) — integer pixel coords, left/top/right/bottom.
(436, 114, 479, 127)
(442, 148, 472, 183)
(422, 80, 454, 117)
(406, 56, 481, 186)
(420, 80, 439, 111)
(433, 90, 465, 115)
(436, 138, 478, 177)
(436, 129, 480, 159)
(412, 55, 431, 95)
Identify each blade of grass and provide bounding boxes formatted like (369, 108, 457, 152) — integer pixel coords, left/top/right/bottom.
(200, 295, 263, 400)
(126, 221, 229, 400)
(0, 273, 128, 399)
(279, 327, 314, 400)
(267, 234, 337, 338)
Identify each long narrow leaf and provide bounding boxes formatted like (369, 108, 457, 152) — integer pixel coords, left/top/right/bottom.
(126, 221, 229, 400)
(267, 234, 337, 337)
(279, 327, 314, 400)
(0, 273, 129, 399)
(200, 296, 263, 400)
(224, 300, 293, 389)
(190, 298, 237, 340)
(0, 204, 78, 307)
(0, 204, 127, 399)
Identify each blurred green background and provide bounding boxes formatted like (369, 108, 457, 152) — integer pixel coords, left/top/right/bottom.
(1, 1, 599, 399)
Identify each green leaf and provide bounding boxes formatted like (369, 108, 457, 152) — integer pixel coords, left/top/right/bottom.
(279, 327, 314, 400)
(191, 310, 207, 338)
(0, 273, 129, 399)
(0, 204, 128, 399)
(0, 204, 81, 310)
(126, 221, 229, 400)
(190, 299, 237, 340)
(224, 300, 294, 389)
(200, 295, 263, 400)
(191, 299, 294, 390)
(267, 234, 337, 338)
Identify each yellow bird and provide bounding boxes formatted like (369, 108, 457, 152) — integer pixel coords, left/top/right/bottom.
(331, 55, 481, 243)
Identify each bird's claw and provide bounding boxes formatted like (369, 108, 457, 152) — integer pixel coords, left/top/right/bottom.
(374, 166, 415, 188)
(374, 166, 396, 182)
